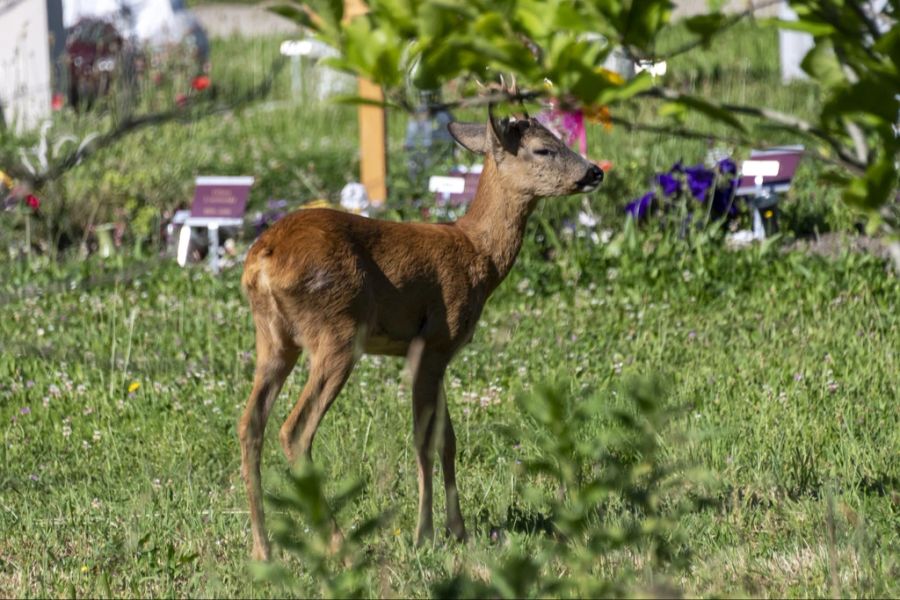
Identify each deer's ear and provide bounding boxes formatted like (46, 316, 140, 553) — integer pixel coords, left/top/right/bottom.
(448, 122, 488, 154)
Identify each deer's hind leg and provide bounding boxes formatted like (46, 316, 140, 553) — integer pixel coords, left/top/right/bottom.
(239, 316, 300, 561)
(278, 318, 359, 464)
(277, 319, 358, 552)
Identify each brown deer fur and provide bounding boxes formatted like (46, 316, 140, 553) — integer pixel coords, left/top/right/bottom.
(238, 111, 603, 560)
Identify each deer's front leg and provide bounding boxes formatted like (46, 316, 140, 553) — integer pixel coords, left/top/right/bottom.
(410, 348, 448, 546)
(438, 385, 467, 541)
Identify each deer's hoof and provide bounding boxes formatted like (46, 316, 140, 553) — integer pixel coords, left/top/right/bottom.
(251, 542, 272, 562)
(414, 525, 435, 547)
(446, 524, 468, 543)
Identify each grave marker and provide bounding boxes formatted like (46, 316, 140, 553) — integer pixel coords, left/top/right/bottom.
(177, 176, 253, 272)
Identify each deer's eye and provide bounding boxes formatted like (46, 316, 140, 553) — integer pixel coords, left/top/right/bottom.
(533, 148, 555, 156)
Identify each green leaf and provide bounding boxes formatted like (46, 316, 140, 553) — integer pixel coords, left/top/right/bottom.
(800, 39, 845, 88)
(249, 561, 296, 587)
(268, 4, 318, 31)
(596, 72, 655, 105)
(758, 17, 836, 36)
(825, 77, 899, 124)
(658, 101, 688, 123)
(873, 23, 900, 66)
(842, 157, 899, 211)
(621, 0, 674, 50)
(330, 94, 388, 107)
(683, 13, 728, 46)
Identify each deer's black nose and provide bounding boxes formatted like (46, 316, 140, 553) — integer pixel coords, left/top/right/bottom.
(576, 164, 604, 191)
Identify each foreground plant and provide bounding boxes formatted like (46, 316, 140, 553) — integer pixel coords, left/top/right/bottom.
(435, 377, 704, 598)
(250, 464, 385, 598)
(255, 377, 706, 598)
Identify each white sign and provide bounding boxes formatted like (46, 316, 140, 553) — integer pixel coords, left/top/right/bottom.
(280, 39, 337, 59)
(635, 59, 667, 78)
(741, 160, 780, 178)
(428, 176, 466, 194)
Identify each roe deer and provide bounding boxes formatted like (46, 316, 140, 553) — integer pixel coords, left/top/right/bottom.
(239, 106, 603, 560)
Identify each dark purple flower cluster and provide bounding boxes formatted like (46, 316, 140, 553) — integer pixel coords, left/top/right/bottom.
(253, 199, 289, 235)
(626, 158, 739, 221)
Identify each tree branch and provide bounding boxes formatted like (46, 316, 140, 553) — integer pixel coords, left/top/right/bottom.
(610, 114, 864, 175)
(845, 0, 883, 42)
(14, 56, 287, 190)
(608, 115, 749, 146)
(639, 86, 867, 175)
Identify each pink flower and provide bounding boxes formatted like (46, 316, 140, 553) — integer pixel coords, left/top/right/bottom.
(537, 103, 587, 155)
(25, 194, 40, 211)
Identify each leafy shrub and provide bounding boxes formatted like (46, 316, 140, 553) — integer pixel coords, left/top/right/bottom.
(253, 377, 708, 598)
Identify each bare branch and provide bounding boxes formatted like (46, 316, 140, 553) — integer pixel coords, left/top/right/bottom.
(610, 114, 863, 175)
(639, 86, 867, 174)
(845, 0, 884, 42)
(13, 56, 287, 190)
(608, 115, 749, 146)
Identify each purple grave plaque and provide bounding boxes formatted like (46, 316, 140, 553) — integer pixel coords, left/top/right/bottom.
(736, 148, 804, 195)
(190, 176, 254, 220)
(430, 166, 482, 209)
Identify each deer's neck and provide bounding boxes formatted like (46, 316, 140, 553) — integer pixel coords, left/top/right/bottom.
(457, 157, 537, 288)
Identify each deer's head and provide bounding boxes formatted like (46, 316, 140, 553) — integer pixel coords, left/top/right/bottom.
(448, 107, 603, 199)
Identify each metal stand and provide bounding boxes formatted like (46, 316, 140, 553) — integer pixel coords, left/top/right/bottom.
(176, 216, 242, 274)
(208, 222, 220, 273)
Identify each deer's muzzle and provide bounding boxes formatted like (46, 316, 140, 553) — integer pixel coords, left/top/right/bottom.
(576, 164, 604, 192)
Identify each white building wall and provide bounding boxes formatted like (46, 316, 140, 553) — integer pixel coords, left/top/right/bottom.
(0, 0, 52, 133)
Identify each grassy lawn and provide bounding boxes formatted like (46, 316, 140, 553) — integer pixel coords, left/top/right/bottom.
(1, 17, 896, 599)
(1, 236, 897, 597)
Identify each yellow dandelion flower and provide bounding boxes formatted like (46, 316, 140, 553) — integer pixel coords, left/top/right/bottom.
(764, 210, 774, 219)
(128, 381, 140, 394)
(80, 565, 89, 573)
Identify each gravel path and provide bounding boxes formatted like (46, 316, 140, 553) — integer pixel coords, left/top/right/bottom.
(191, 2, 300, 38)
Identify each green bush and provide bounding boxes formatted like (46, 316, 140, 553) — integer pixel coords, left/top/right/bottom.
(254, 378, 708, 598)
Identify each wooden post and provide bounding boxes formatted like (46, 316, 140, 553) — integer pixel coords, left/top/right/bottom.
(344, 0, 387, 206)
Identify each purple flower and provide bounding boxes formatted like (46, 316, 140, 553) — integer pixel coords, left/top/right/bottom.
(670, 160, 684, 173)
(712, 179, 737, 216)
(717, 157, 737, 175)
(625, 192, 655, 219)
(20, 406, 31, 415)
(655, 172, 681, 197)
(685, 165, 715, 201)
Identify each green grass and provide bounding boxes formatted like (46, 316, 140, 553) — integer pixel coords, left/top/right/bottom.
(1, 16, 896, 599)
(1, 233, 898, 597)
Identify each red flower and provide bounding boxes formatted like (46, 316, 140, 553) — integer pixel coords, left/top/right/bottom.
(191, 75, 210, 91)
(25, 194, 40, 211)
(51, 93, 64, 111)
